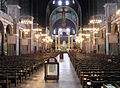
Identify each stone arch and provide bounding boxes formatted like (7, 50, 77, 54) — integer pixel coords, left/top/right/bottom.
(58, 29, 70, 49)
(0, 21, 4, 34)
(22, 31, 26, 39)
(110, 23, 119, 55)
(6, 24, 13, 34)
(52, 19, 76, 36)
(111, 23, 119, 34)
(50, 6, 79, 35)
(5, 25, 13, 55)
(52, 17, 77, 29)
(101, 30, 104, 38)
(0, 21, 4, 56)
(46, 0, 82, 27)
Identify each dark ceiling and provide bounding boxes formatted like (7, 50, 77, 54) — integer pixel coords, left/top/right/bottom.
(7, 0, 119, 27)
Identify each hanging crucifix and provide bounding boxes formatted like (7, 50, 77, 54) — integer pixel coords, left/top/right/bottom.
(56, 7, 71, 27)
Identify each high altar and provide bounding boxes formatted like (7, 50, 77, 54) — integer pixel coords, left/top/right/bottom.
(55, 34, 74, 59)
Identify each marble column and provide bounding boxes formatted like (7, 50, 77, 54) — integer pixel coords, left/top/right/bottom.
(104, 4, 110, 55)
(58, 35, 60, 50)
(36, 39, 39, 52)
(68, 35, 70, 49)
(7, 5, 21, 55)
(71, 36, 73, 49)
(55, 35, 58, 51)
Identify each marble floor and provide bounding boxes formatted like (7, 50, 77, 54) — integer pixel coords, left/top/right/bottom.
(15, 53, 82, 88)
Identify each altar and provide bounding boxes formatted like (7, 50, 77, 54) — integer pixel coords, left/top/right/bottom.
(59, 41, 68, 59)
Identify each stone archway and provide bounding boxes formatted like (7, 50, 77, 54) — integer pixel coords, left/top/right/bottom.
(111, 23, 119, 34)
(0, 21, 4, 56)
(57, 29, 71, 50)
(5, 24, 13, 55)
(109, 23, 119, 55)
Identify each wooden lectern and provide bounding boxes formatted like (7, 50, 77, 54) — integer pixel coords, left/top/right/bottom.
(44, 57, 59, 81)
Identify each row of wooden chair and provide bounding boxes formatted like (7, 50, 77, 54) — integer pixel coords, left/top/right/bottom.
(0, 52, 58, 88)
(69, 52, 120, 88)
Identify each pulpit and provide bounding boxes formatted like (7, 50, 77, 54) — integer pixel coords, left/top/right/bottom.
(44, 57, 59, 81)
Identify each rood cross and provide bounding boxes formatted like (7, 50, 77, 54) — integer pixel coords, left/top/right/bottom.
(56, 7, 71, 27)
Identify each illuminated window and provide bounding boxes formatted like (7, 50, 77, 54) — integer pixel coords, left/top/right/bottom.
(58, 0, 62, 6)
(66, 0, 69, 5)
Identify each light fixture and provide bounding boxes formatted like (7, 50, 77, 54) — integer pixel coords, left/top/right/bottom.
(23, 29, 30, 32)
(66, 0, 69, 5)
(83, 28, 99, 31)
(42, 38, 46, 42)
(33, 28, 42, 31)
(21, 19, 33, 24)
(86, 36, 89, 39)
(35, 34, 40, 39)
(53, 0, 55, 4)
(94, 31, 98, 34)
(58, 0, 62, 6)
(75, 36, 84, 43)
(87, 82, 91, 85)
(24, 31, 29, 35)
(89, 19, 102, 24)
(79, 33, 90, 37)
(116, 9, 120, 14)
(83, 78, 87, 80)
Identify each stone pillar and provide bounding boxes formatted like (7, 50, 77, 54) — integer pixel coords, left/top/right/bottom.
(88, 37, 91, 53)
(30, 17, 34, 54)
(58, 35, 60, 50)
(104, 4, 110, 55)
(20, 16, 34, 54)
(71, 35, 73, 49)
(7, 5, 21, 55)
(0, 0, 1, 10)
(39, 36, 42, 51)
(55, 35, 58, 51)
(36, 39, 39, 52)
(68, 35, 70, 50)
(21, 38, 28, 54)
(119, 24, 120, 54)
(7, 34, 16, 56)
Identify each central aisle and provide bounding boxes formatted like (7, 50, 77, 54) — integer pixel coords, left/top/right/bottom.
(16, 53, 82, 88)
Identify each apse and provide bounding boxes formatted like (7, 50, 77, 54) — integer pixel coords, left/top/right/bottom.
(52, 19, 76, 35)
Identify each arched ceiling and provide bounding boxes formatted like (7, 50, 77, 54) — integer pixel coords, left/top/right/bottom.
(51, 6, 78, 27)
(52, 19, 76, 35)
